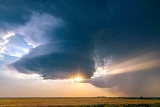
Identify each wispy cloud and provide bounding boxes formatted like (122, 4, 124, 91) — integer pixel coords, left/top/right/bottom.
(0, 31, 15, 59)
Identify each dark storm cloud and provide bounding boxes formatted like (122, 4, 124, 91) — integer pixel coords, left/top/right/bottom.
(94, 0, 160, 60)
(9, 0, 111, 79)
(4, 0, 160, 82)
(0, 0, 31, 29)
(11, 41, 94, 79)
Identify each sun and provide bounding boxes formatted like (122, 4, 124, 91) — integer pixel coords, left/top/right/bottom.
(73, 77, 82, 83)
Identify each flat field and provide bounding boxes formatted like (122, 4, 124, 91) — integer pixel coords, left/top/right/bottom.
(0, 97, 160, 107)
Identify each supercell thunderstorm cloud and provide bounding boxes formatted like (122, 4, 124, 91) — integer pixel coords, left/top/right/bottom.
(1, 0, 160, 96)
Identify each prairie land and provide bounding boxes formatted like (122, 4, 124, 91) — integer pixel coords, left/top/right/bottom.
(0, 97, 160, 107)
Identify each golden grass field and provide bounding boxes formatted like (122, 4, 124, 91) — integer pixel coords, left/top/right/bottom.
(0, 97, 160, 107)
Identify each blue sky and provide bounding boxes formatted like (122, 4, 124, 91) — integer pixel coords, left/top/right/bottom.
(0, 0, 160, 97)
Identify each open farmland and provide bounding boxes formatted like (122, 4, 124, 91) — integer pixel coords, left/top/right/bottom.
(0, 97, 160, 107)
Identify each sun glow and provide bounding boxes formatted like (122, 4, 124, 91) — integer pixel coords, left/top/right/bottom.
(73, 77, 82, 83)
